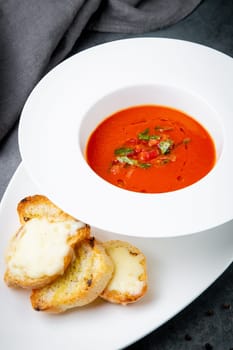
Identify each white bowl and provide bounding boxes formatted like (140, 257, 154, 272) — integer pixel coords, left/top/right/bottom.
(18, 38, 233, 238)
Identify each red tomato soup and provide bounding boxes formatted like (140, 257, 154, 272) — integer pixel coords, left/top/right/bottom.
(86, 105, 216, 193)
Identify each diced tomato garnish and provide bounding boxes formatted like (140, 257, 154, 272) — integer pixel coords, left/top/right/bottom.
(141, 140, 148, 145)
(112, 159, 119, 165)
(138, 149, 158, 161)
(148, 139, 159, 147)
(134, 144, 143, 153)
(110, 164, 121, 175)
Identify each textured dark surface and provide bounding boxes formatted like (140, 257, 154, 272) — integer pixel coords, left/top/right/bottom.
(126, 263, 233, 349)
(0, 0, 233, 349)
(0, 0, 201, 142)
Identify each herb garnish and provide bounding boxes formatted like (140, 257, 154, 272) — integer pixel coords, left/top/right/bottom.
(114, 147, 133, 156)
(117, 156, 151, 168)
(158, 140, 173, 154)
(110, 126, 190, 173)
(117, 156, 137, 166)
(138, 128, 160, 141)
(138, 128, 150, 140)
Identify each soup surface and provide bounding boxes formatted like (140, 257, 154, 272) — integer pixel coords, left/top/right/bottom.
(86, 105, 216, 193)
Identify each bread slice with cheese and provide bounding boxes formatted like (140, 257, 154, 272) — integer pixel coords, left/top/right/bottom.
(17, 195, 76, 226)
(4, 195, 90, 289)
(30, 237, 114, 313)
(100, 240, 147, 305)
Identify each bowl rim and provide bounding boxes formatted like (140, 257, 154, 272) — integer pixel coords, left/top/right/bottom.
(18, 37, 233, 237)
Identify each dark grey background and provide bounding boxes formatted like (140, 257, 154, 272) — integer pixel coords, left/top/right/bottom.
(1, 0, 233, 349)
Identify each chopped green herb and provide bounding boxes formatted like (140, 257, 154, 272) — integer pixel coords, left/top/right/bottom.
(116, 156, 151, 169)
(117, 156, 138, 166)
(138, 128, 161, 141)
(139, 163, 152, 168)
(138, 128, 150, 140)
(158, 140, 173, 154)
(114, 147, 133, 156)
(150, 135, 160, 140)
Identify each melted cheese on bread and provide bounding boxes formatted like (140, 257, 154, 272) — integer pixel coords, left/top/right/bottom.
(106, 245, 145, 295)
(101, 240, 147, 305)
(7, 217, 86, 278)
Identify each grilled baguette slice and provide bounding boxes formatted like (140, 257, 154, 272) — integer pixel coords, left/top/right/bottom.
(30, 237, 114, 313)
(100, 240, 147, 305)
(17, 195, 75, 225)
(4, 195, 90, 289)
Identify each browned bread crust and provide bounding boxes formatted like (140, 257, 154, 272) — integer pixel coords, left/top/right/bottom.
(4, 195, 90, 289)
(100, 240, 148, 305)
(18, 195, 76, 225)
(30, 238, 114, 313)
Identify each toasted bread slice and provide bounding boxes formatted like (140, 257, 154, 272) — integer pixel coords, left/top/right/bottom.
(4, 195, 90, 289)
(30, 237, 114, 313)
(100, 240, 147, 305)
(17, 195, 75, 225)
